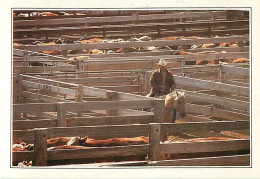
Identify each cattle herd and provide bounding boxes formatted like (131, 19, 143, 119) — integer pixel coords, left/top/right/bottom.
(12, 10, 250, 167)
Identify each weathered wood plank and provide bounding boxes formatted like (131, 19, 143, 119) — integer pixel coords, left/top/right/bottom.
(160, 139, 249, 154)
(222, 79, 249, 87)
(174, 75, 249, 96)
(221, 65, 249, 77)
(13, 11, 226, 27)
(47, 124, 150, 139)
(34, 129, 48, 166)
(117, 109, 153, 116)
(148, 154, 250, 166)
(186, 103, 249, 120)
(96, 85, 139, 93)
(14, 66, 75, 73)
(212, 108, 249, 121)
(47, 145, 149, 160)
(14, 20, 248, 37)
(62, 100, 154, 112)
(67, 115, 154, 126)
(59, 76, 138, 84)
(186, 91, 250, 111)
(13, 119, 57, 130)
(12, 151, 34, 164)
(82, 86, 108, 98)
(149, 124, 161, 161)
(13, 103, 57, 113)
(22, 80, 77, 96)
(13, 49, 25, 57)
(21, 91, 70, 103)
(13, 130, 35, 142)
(161, 121, 249, 133)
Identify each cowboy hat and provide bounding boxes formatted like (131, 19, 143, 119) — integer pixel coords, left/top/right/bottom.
(156, 58, 168, 66)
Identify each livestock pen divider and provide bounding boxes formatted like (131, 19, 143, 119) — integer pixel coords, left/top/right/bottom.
(12, 121, 250, 166)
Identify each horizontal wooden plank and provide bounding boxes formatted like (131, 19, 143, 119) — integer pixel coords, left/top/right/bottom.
(148, 154, 250, 166)
(62, 100, 154, 111)
(212, 108, 249, 121)
(12, 151, 34, 163)
(180, 114, 212, 122)
(21, 91, 70, 103)
(67, 115, 154, 126)
(161, 121, 249, 133)
(186, 103, 249, 120)
(82, 86, 107, 98)
(21, 74, 79, 87)
(221, 65, 249, 77)
(16, 36, 249, 51)
(47, 145, 149, 160)
(13, 119, 57, 130)
(28, 111, 57, 120)
(13, 49, 25, 57)
(160, 139, 250, 154)
(96, 85, 139, 93)
(13, 11, 226, 27)
(22, 80, 77, 96)
(174, 75, 249, 96)
(13, 130, 35, 142)
(47, 124, 150, 139)
(14, 66, 75, 72)
(222, 79, 249, 87)
(186, 91, 250, 111)
(13, 103, 57, 113)
(117, 109, 153, 116)
(59, 76, 138, 84)
(13, 20, 248, 38)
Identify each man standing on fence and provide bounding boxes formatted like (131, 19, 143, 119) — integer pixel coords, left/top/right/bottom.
(146, 58, 177, 122)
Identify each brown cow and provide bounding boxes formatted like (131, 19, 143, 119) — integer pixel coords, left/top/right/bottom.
(232, 58, 249, 63)
(41, 12, 58, 16)
(218, 42, 238, 47)
(79, 136, 148, 147)
(173, 51, 193, 55)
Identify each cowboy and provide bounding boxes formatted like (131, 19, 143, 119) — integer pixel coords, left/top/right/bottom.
(147, 58, 176, 97)
(147, 58, 177, 122)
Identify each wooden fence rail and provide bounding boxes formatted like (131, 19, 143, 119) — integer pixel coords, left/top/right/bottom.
(13, 11, 227, 27)
(15, 35, 249, 51)
(12, 121, 250, 166)
(13, 20, 248, 39)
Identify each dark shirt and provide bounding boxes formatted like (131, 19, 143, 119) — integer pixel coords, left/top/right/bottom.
(149, 69, 175, 95)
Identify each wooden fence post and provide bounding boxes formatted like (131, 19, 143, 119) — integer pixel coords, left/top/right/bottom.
(106, 91, 118, 116)
(153, 99, 165, 123)
(149, 123, 161, 161)
(57, 102, 66, 127)
(34, 128, 47, 166)
(14, 70, 21, 103)
(154, 99, 167, 141)
(14, 70, 22, 120)
(76, 59, 84, 78)
(181, 58, 185, 76)
(77, 84, 83, 117)
(145, 71, 152, 94)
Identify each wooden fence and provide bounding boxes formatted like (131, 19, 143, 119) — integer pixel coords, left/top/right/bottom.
(15, 35, 249, 52)
(12, 121, 250, 166)
(13, 11, 227, 27)
(13, 19, 249, 41)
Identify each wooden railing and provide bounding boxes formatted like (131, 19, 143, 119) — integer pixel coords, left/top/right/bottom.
(12, 121, 250, 166)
